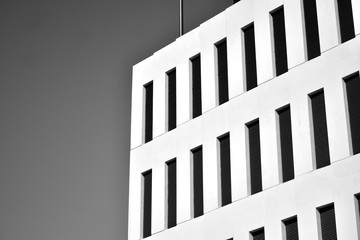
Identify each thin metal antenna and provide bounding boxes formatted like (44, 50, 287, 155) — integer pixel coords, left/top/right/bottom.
(179, 0, 183, 36)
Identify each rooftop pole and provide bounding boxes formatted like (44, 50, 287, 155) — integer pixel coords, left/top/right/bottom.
(179, 0, 183, 36)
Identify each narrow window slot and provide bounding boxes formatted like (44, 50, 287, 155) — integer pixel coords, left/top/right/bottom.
(271, 6, 288, 76)
(243, 23, 258, 91)
(167, 69, 177, 131)
(166, 159, 177, 228)
(216, 39, 229, 105)
(344, 73, 360, 155)
(142, 170, 152, 238)
(309, 89, 330, 169)
(303, 0, 321, 60)
(277, 105, 295, 182)
(218, 133, 232, 206)
(247, 120, 262, 194)
(191, 55, 202, 118)
(251, 227, 265, 240)
(191, 146, 204, 217)
(283, 216, 299, 240)
(336, 0, 355, 43)
(144, 82, 153, 143)
(318, 203, 338, 240)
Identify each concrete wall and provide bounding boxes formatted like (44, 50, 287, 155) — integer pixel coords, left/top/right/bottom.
(129, 0, 360, 239)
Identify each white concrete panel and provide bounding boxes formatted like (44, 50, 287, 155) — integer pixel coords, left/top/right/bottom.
(176, 152, 191, 224)
(297, 207, 319, 240)
(352, 0, 360, 35)
(225, 0, 254, 98)
(127, 163, 142, 240)
(199, 13, 227, 112)
(260, 110, 281, 189)
(152, 163, 166, 234)
(284, 0, 307, 68)
(317, 0, 340, 52)
(202, 138, 220, 213)
(334, 195, 359, 240)
(176, 60, 191, 126)
(228, 124, 247, 201)
(152, 74, 166, 138)
(291, 94, 314, 176)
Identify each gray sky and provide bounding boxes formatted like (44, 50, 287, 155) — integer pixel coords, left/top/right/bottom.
(0, 0, 232, 239)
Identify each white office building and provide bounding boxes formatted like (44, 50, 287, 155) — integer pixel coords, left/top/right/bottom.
(128, 0, 360, 239)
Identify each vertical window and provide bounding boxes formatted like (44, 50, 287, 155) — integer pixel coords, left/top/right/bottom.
(144, 82, 153, 143)
(247, 120, 262, 194)
(318, 203, 338, 240)
(336, 0, 355, 43)
(344, 73, 360, 155)
(303, 0, 321, 60)
(277, 105, 295, 182)
(243, 23, 258, 91)
(191, 55, 202, 118)
(142, 170, 152, 238)
(166, 159, 177, 229)
(191, 146, 204, 218)
(167, 69, 177, 131)
(271, 6, 288, 76)
(218, 133, 232, 206)
(283, 216, 299, 240)
(251, 227, 265, 240)
(309, 89, 330, 169)
(216, 39, 229, 105)
(355, 194, 360, 232)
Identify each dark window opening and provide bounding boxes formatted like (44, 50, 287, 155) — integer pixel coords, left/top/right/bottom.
(283, 216, 299, 240)
(271, 6, 288, 76)
(144, 82, 153, 143)
(277, 105, 295, 182)
(167, 69, 177, 131)
(355, 194, 360, 226)
(337, 0, 355, 43)
(216, 39, 229, 105)
(191, 146, 204, 217)
(191, 55, 202, 118)
(247, 120, 262, 194)
(166, 159, 177, 229)
(318, 203, 338, 240)
(344, 73, 360, 155)
(243, 23, 258, 91)
(303, 0, 321, 60)
(218, 133, 232, 206)
(310, 89, 330, 169)
(142, 170, 152, 238)
(251, 227, 265, 240)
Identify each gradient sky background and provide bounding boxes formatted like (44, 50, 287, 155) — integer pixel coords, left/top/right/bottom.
(0, 0, 233, 239)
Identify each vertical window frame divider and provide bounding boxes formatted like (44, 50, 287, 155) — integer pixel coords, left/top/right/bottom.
(342, 71, 360, 156)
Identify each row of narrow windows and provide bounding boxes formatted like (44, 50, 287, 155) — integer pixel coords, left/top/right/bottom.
(143, 0, 356, 144)
(141, 72, 360, 238)
(227, 199, 356, 240)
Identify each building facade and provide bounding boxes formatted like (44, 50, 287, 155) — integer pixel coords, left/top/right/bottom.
(129, 0, 360, 239)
